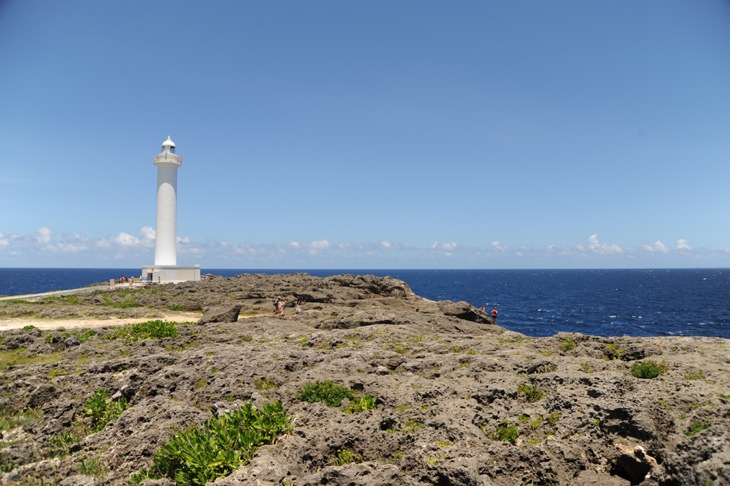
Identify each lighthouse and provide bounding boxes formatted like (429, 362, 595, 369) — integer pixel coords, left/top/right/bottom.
(154, 136, 181, 265)
(142, 137, 200, 284)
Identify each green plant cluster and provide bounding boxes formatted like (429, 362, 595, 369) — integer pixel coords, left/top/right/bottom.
(107, 320, 179, 343)
(603, 342, 625, 360)
(334, 448, 363, 466)
(492, 420, 520, 445)
(517, 383, 546, 403)
(46, 388, 130, 461)
(630, 360, 667, 379)
(297, 380, 376, 414)
(560, 336, 576, 352)
(133, 401, 291, 486)
(684, 420, 709, 437)
(83, 388, 130, 433)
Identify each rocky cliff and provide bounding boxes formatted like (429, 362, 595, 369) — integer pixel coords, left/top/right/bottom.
(0, 273, 728, 485)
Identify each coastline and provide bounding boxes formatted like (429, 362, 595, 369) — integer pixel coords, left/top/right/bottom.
(0, 273, 727, 484)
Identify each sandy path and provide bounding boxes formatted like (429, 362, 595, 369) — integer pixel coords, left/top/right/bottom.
(0, 312, 202, 331)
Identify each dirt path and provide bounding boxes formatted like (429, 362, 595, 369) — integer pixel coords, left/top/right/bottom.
(0, 311, 202, 331)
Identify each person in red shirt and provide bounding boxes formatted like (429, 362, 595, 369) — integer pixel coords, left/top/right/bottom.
(491, 307, 498, 320)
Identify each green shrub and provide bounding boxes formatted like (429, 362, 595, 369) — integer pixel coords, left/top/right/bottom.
(490, 420, 520, 445)
(297, 380, 353, 407)
(297, 381, 376, 413)
(84, 388, 130, 433)
(334, 448, 363, 466)
(546, 411, 561, 427)
(78, 455, 107, 478)
(63, 329, 98, 343)
(630, 360, 667, 379)
(685, 420, 709, 437)
(0, 405, 43, 432)
(107, 320, 178, 342)
(41, 295, 80, 305)
(560, 336, 576, 352)
(603, 342, 625, 360)
(134, 402, 291, 486)
(517, 383, 546, 402)
(344, 394, 376, 414)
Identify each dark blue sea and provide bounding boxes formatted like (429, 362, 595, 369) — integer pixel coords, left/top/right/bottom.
(1, 268, 728, 339)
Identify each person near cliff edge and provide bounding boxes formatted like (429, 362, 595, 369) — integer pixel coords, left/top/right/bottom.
(491, 307, 498, 321)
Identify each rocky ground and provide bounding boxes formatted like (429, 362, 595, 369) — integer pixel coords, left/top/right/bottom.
(0, 273, 728, 485)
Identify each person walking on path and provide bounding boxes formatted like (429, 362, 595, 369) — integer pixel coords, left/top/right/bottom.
(276, 298, 285, 317)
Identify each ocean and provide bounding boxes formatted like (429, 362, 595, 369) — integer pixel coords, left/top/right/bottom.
(1, 268, 728, 339)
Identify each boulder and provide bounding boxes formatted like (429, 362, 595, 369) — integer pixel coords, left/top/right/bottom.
(198, 304, 242, 324)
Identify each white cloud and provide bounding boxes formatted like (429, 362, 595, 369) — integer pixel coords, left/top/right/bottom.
(140, 226, 155, 240)
(642, 241, 669, 254)
(676, 239, 692, 251)
(431, 242, 457, 251)
(36, 227, 53, 245)
(310, 240, 330, 250)
(114, 232, 141, 247)
(586, 234, 622, 255)
(0, 228, 724, 268)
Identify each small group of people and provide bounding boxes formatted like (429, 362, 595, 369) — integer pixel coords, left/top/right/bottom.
(274, 295, 303, 317)
(479, 304, 498, 321)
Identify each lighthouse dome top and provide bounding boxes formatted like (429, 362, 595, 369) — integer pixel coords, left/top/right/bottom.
(161, 136, 176, 153)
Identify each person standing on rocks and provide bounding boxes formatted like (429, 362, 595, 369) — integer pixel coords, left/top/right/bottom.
(295, 296, 302, 314)
(277, 298, 285, 317)
(491, 307, 498, 321)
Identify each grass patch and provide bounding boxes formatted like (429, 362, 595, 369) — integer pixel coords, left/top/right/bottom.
(560, 336, 576, 352)
(62, 329, 98, 343)
(107, 320, 178, 343)
(48, 388, 130, 457)
(0, 405, 43, 434)
(0, 348, 63, 372)
(83, 388, 130, 433)
(546, 412, 560, 427)
(402, 419, 425, 434)
(629, 360, 667, 379)
(685, 420, 709, 437)
(603, 342, 625, 360)
(517, 383, 546, 403)
(40, 295, 80, 305)
(296, 380, 376, 414)
(132, 402, 291, 486)
(78, 455, 108, 478)
(684, 371, 705, 380)
(334, 448, 363, 466)
(486, 420, 520, 445)
(254, 377, 279, 392)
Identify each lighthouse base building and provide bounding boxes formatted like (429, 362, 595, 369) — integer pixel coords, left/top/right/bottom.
(141, 137, 200, 284)
(141, 264, 200, 285)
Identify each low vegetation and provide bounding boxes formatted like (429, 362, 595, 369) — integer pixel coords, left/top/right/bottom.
(630, 359, 667, 379)
(107, 320, 180, 343)
(132, 401, 291, 486)
(296, 380, 376, 414)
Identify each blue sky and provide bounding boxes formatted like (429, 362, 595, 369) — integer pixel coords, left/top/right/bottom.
(1, 0, 729, 269)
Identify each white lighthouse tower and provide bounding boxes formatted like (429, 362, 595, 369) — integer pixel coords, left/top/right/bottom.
(154, 136, 181, 266)
(142, 137, 200, 284)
